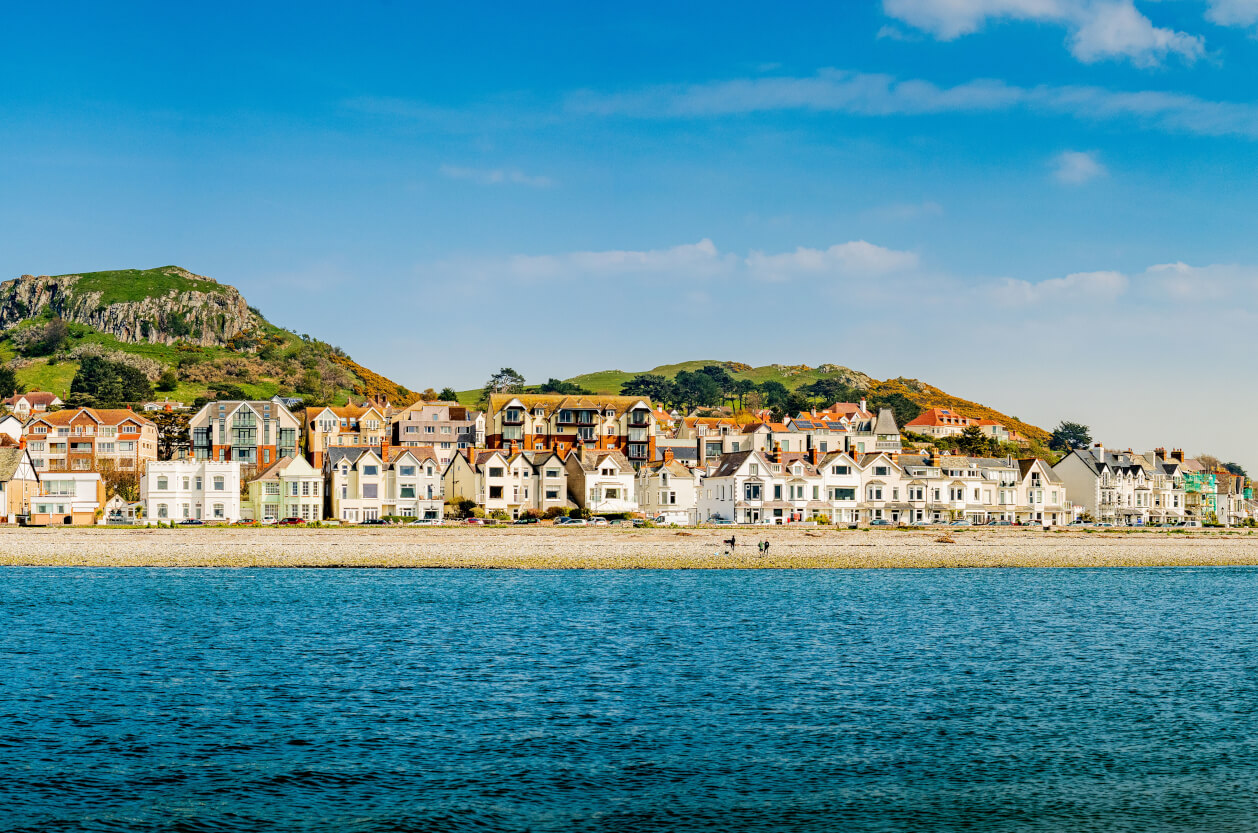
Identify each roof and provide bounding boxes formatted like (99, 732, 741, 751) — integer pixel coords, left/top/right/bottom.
(904, 408, 978, 429)
(565, 448, 634, 473)
(710, 450, 760, 478)
(326, 447, 379, 468)
(0, 447, 34, 482)
(873, 408, 899, 435)
(487, 393, 651, 418)
(27, 407, 155, 428)
(254, 455, 307, 480)
(4, 391, 60, 407)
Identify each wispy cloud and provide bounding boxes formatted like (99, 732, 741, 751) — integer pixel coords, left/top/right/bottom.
(567, 68, 1258, 139)
(1205, 0, 1258, 28)
(882, 0, 1205, 67)
(1052, 150, 1107, 184)
(745, 241, 919, 282)
(994, 269, 1129, 305)
(439, 164, 554, 188)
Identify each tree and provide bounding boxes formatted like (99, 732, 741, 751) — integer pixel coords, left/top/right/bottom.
(481, 368, 525, 405)
(96, 459, 140, 502)
(802, 378, 862, 407)
(697, 365, 737, 407)
(867, 393, 922, 429)
(539, 378, 591, 395)
(150, 410, 192, 460)
(955, 425, 996, 457)
(621, 374, 676, 406)
(70, 355, 152, 406)
(419, 388, 439, 402)
(674, 370, 721, 411)
(757, 380, 790, 410)
(734, 378, 756, 410)
(155, 367, 179, 392)
(437, 387, 460, 402)
(1224, 462, 1248, 478)
(1048, 421, 1092, 453)
(0, 365, 17, 399)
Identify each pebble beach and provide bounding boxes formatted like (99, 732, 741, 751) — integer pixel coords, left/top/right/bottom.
(1, 526, 1257, 568)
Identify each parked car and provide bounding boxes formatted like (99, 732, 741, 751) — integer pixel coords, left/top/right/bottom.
(359, 518, 387, 525)
(559, 517, 588, 526)
(407, 519, 441, 526)
(589, 517, 610, 526)
(276, 517, 305, 526)
(987, 520, 1012, 526)
(178, 519, 204, 526)
(708, 517, 735, 525)
(513, 517, 539, 525)
(869, 519, 891, 526)
(464, 517, 487, 525)
(233, 518, 259, 526)
(949, 519, 972, 526)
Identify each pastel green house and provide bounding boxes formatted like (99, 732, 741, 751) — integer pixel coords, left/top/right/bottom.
(247, 454, 324, 523)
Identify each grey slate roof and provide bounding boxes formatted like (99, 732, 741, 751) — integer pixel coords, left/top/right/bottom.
(873, 408, 899, 435)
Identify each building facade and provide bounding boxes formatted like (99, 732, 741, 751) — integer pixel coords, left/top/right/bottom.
(23, 408, 158, 474)
(142, 459, 243, 523)
(189, 400, 300, 468)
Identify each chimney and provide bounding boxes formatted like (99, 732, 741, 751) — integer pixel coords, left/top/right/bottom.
(859, 398, 867, 413)
(810, 447, 820, 466)
(509, 440, 519, 456)
(1172, 449, 1184, 463)
(1155, 447, 1166, 460)
(18, 437, 25, 450)
(772, 441, 782, 463)
(664, 448, 674, 463)
(1094, 442, 1104, 462)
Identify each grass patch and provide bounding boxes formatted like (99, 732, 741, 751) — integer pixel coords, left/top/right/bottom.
(16, 360, 78, 397)
(60, 266, 224, 306)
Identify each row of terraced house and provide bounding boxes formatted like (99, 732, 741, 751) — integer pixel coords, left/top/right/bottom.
(1, 391, 1254, 526)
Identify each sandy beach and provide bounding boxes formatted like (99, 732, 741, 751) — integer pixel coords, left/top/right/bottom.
(0, 525, 1256, 568)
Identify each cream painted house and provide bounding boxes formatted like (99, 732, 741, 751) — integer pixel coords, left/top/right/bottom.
(142, 460, 243, 523)
(563, 448, 638, 514)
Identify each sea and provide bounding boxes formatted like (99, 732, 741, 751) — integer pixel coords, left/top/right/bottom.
(3, 568, 1257, 832)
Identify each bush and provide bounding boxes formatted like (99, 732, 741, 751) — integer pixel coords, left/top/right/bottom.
(470, 507, 486, 519)
(543, 507, 567, 520)
(811, 514, 831, 525)
(488, 509, 510, 521)
(569, 506, 592, 520)
(522, 508, 544, 520)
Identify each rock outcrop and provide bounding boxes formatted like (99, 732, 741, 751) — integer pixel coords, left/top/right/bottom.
(0, 269, 260, 348)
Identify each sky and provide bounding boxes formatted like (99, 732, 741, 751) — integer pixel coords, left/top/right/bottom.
(1, 0, 1256, 469)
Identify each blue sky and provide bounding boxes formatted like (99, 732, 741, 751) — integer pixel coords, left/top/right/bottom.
(2, 0, 1256, 467)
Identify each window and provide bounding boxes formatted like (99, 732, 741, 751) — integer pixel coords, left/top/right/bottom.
(290, 482, 300, 497)
(545, 489, 559, 500)
(749, 463, 759, 476)
(832, 465, 850, 475)
(363, 484, 378, 499)
(400, 485, 415, 498)
(773, 485, 782, 500)
(195, 477, 202, 491)
(868, 487, 883, 500)
(312, 482, 320, 496)
(157, 504, 168, 518)
(264, 482, 280, 496)
(363, 465, 378, 476)
(400, 466, 416, 477)
(833, 488, 855, 501)
(489, 485, 503, 499)
(745, 483, 761, 500)
(213, 504, 224, 519)
(874, 466, 889, 476)
(157, 476, 168, 490)
(489, 467, 504, 478)
(213, 476, 225, 491)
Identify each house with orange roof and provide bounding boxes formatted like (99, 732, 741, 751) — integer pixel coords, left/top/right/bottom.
(486, 393, 655, 467)
(23, 407, 158, 475)
(304, 399, 391, 468)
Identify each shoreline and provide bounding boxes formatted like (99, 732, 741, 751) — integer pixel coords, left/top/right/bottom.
(1, 526, 1257, 568)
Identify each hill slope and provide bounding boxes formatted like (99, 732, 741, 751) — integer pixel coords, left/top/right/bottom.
(560, 361, 1050, 443)
(0, 266, 415, 407)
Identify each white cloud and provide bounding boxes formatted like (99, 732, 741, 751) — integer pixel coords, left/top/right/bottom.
(1053, 150, 1107, 183)
(568, 68, 1258, 139)
(994, 269, 1129, 304)
(1144, 261, 1258, 300)
(745, 241, 919, 282)
(439, 164, 554, 188)
(1206, 0, 1258, 27)
(882, 0, 1204, 66)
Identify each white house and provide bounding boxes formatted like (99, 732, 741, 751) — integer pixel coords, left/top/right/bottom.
(563, 447, 638, 515)
(384, 448, 444, 520)
(0, 414, 23, 445)
(30, 472, 104, 525)
(636, 450, 703, 524)
(698, 449, 825, 525)
(142, 459, 243, 523)
(442, 447, 569, 519)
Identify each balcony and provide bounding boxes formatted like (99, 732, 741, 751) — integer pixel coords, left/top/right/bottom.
(502, 411, 525, 425)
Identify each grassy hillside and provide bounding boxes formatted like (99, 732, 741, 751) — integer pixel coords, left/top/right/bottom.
(459, 360, 1049, 441)
(2, 267, 416, 407)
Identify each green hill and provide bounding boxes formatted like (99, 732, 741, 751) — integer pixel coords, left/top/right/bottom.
(459, 360, 1049, 443)
(0, 266, 415, 407)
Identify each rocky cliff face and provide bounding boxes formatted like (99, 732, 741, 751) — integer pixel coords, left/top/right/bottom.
(0, 270, 260, 348)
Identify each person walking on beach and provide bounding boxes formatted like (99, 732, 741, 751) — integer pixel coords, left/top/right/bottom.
(763, 540, 770, 557)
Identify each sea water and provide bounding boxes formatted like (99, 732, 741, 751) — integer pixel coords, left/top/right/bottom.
(3, 568, 1257, 831)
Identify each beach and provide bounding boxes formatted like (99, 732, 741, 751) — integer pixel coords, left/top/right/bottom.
(0, 525, 1256, 568)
